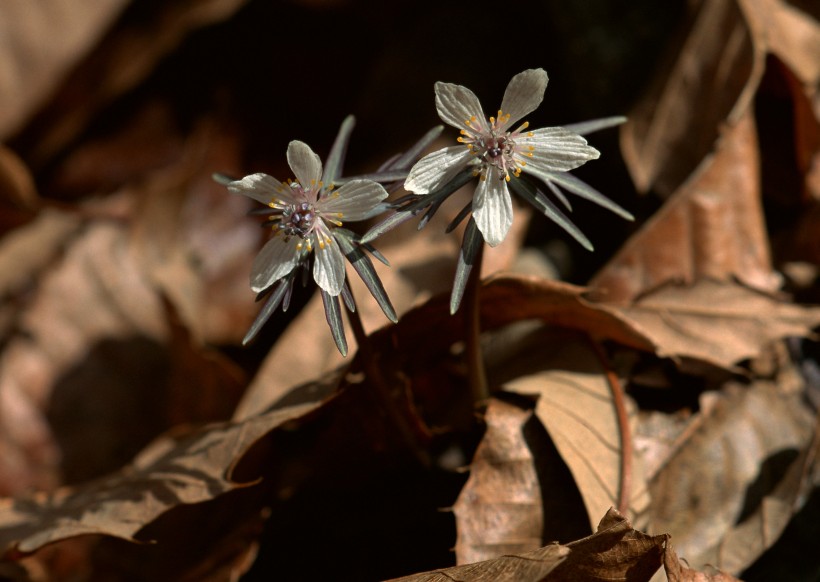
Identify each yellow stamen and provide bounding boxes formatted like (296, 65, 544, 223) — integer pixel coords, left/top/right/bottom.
(490, 116, 496, 124)
(296, 242, 303, 251)
(527, 131, 534, 137)
(318, 239, 325, 250)
(505, 175, 510, 182)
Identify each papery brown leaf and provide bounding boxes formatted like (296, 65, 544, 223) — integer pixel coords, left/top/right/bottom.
(545, 507, 666, 582)
(452, 398, 543, 565)
(601, 278, 820, 369)
(0, 163, 253, 494)
(0, 0, 130, 140)
(664, 542, 742, 582)
(13, 0, 251, 168)
(385, 542, 569, 582)
(0, 400, 320, 558)
(593, 112, 779, 303)
(493, 328, 650, 533)
(0, 145, 38, 228)
(650, 380, 815, 573)
(620, 0, 760, 197)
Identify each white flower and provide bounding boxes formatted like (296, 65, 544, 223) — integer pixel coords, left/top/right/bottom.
(229, 140, 388, 296)
(405, 68, 600, 247)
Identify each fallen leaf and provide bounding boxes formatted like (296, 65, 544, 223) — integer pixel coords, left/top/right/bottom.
(385, 543, 569, 582)
(0, 400, 320, 558)
(0, 0, 130, 140)
(649, 380, 815, 573)
(493, 327, 651, 533)
(545, 507, 667, 582)
(592, 112, 780, 303)
(601, 278, 820, 369)
(664, 542, 743, 581)
(619, 0, 760, 196)
(452, 398, 543, 565)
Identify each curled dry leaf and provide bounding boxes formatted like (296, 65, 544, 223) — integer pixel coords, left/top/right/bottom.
(0, 0, 130, 140)
(452, 398, 543, 565)
(592, 112, 780, 302)
(385, 542, 569, 582)
(649, 380, 816, 574)
(600, 278, 820, 369)
(490, 327, 650, 533)
(546, 507, 667, 582)
(0, 400, 320, 558)
(664, 542, 743, 582)
(620, 0, 760, 197)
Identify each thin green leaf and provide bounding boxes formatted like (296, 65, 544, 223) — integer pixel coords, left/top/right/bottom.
(451, 217, 483, 314)
(321, 290, 348, 357)
(544, 172, 634, 221)
(323, 114, 356, 185)
(242, 277, 292, 345)
(509, 177, 594, 251)
(337, 234, 397, 323)
(563, 116, 627, 136)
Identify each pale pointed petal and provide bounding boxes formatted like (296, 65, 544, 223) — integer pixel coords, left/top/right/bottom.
(498, 69, 548, 130)
(287, 141, 323, 191)
(250, 235, 301, 292)
(434, 81, 486, 131)
(228, 173, 295, 205)
(516, 127, 600, 173)
(323, 180, 388, 221)
(404, 146, 474, 194)
(312, 231, 346, 295)
(472, 166, 513, 247)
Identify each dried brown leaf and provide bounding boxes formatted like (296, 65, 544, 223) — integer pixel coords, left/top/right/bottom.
(385, 543, 569, 582)
(0, 0, 130, 140)
(650, 380, 815, 573)
(493, 329, 650, 532)
(452, 398, 543, 565)
(593, 112, 779, 303)
(0, 400, 319, 558)
(620, 0, 760, 196)
(664, 543, 742, 582)
(601, 278, 820, 369)
(545, 507, 667, 582)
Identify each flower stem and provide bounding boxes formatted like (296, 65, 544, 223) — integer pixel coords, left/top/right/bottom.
(463, 243, 489, 404)
(344, 292, 430, 467)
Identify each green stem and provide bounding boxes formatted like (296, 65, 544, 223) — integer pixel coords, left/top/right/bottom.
(463, 243, 489, 404)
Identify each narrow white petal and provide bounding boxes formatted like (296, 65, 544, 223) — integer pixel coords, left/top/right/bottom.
(434, 81, 486, 131)
(287, 141, 323, 190)
(517, 127, 600, 173)
(404, 146, 474, 194)
(473, 167, 513, 247)
(499, 69, 549, 130)
(312, 233, 346, 295)
(322, 180, 388, 221)
(228, 173, 293, 205)
(250, 235, 300, 292)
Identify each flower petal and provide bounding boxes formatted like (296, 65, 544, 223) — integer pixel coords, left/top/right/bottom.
(323, 179, 388, 221)
(228, 173, 293, 205)
(250, 235, 301, 292)
(404, 146, 474, 194)
(287, 141, 323, 191)
(312, 231, 346, 295)
(499, 69, 548, 130)
(472, 166, 513, 247)
(516, 127, 600, 173)
(434, 81, 486, 131)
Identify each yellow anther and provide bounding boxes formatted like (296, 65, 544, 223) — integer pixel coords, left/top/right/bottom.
(479, 174, 487, 182)
(505, 175, 511, 182)
(520, 161, 527, 167)
(460, 129, 467, 135)
(490, 116, 496, 124)
(497, 109, 503, 117)
(527, 131, 534, 137)
(296, 242, 303, 251)
(528, 146, 535, 151)
(457, 137, 465, 143)
(318, 240, 325, 250)
(527, 152, 533, 158)
(521, 121, 529, 129)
